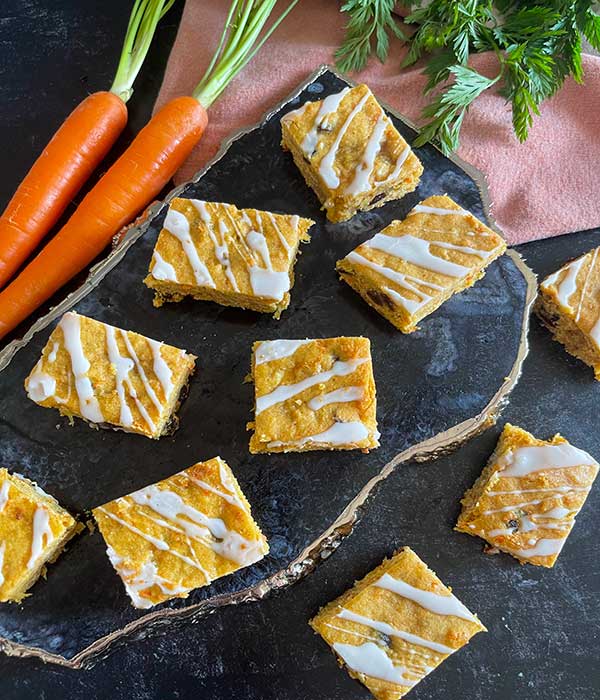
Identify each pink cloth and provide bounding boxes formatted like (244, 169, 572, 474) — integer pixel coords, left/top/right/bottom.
(154, 0, 600, 244)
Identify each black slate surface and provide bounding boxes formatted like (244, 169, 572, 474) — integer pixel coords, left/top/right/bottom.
(0, 2, 599, 699)
(0, 64, 530, 660)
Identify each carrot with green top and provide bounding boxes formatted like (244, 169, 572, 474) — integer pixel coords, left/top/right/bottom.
(0, 0, 175, 290)
(0, 0, 299, 341)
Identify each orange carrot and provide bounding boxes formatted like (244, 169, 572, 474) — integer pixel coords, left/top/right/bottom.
(0, 0, 175, 290)
(0, 97, 207, 339)
(0, 0, 299, 340)
(0, 93, 127, 288)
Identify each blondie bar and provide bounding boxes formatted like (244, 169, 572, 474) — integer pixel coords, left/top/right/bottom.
(25, 311, 196, 439)
(336, 195, 507, 333)
(248, 337, 379, 454)
(535, 246, 600, 379)
(144, 198, 314, 317)
(456, 424, 599, 567)
(281, 84, 423, 223)
(310, 547, 485, 700)
(0, 469, 79, 603)
(93, 457, 269, 609)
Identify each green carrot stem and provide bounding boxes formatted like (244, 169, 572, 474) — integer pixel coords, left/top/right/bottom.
(193, 0, 299, 109)
(110, 0, 176, 103)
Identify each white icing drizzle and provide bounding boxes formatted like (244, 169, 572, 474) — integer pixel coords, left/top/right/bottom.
(489, 486, 589, 496)
(541, 256, 585, 311)
(106, 547, 190, 609)
(345, 251, 444, 314)
(48, 341, 59, 363)
(374, 573, 479, 623)
(59, 313, 104, 423)
(120, 331, 164, 417)
(267, 420, 370, 450)
(246, 224, 290, 300)
(256, 357, 368, 414)
(130, 485, 263, 566)
(505, 537, 567, 559)
(267, 212, 292, 254)
(190, 200, 239, 292)
(300, 87, 351, 158)
(498, 444, 597, 477)
(376, 144, 410, 186)
(332, 642, 418, 688)
(364, 233, 489, 278)
(589, 315, 600, 349)
(150, 251, 178, 282)
(308, 386, 364, 411)
(0, 542, 5, 587)
(27, 507, 55, 570)
(163, 208, 215, 288)
(575, 247, 599, 322)
(105, 326, 135, 428)
(184, 459, 248, 512)
(409, 204, 469, 217)
(319, 91, 371, 189)
(346, 111, 388, 196)
(98, 507, 170, 550)
(254, 339, 312, 365)
(337, 608, 454, 655)
(0, 481, 9, 512)
(26, 359, 56, 403)
(146, 339, 174, 401)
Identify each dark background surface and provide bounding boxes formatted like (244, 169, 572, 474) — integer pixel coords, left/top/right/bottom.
(0, 1, 599, 698)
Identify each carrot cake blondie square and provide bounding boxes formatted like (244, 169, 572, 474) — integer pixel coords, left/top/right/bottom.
(24, 311, 196, 439)
(248, 337, 379, 454)
(535, 246, 600, 379)
(336, 195, 507, 333)
(0, 469, 79, 603)
(310, 547, 485, 700)
(93, 457, 269, 609)
(281, 84, 423, 223)
(144, 198, 314, 317)
(456, 424, 599, 567)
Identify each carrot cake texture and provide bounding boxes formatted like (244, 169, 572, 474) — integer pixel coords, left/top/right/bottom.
(310, 547, 485, 700)
(535, 246, 600, 379)
(93, 457, 269, 609)
(248, 337, 379, 454)
(0, 468, 79, 603)
(456, 424, 599, 567)
(144, 198, 314, 317)
(336, 195, 507, 333)
(280, 84, 423, 223)
(24, 311, 196, 439)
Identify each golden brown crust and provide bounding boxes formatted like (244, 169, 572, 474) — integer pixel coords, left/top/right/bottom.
(24, 312, 196, 440)
(144, 198, 314, 316)
(0, 469, 79, 603)
(248, 337, 379, 454)
(280, 84, 422, 223)
(336, 195, 506, 333)
(92, 457, 268, 609)
(310, 547, 485, 700)
(456, 424, 599, 567)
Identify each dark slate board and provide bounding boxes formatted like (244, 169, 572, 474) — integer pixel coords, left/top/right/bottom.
(0, 68, 533, 663)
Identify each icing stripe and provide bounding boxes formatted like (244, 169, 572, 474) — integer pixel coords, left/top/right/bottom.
(164, 208, 215, 288)
(254, 339, 312, 365)
(374, 573, 479, 623)
(59, 313, 104, 423)
(256, 357, 368, 414)
(337, 608, 455, 655)
(267, 420, 371, 450)
(333, 642, 418, 688)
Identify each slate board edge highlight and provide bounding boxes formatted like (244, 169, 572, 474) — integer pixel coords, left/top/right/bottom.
(0, 65, 537, 668)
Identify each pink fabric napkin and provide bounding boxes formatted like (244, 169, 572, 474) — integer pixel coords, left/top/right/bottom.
(154, 0, 600, 244)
